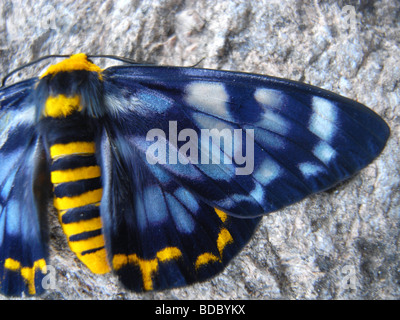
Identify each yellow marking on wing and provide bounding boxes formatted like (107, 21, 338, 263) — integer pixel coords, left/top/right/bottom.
(112, 254, 158, 291)
(44, 94, 82, 118)
(112, 247, 182, 291)
(4, 258, 20, 271)
(51, 165, 101, 183)
(4, 258, 47, 295)
(53, 188, 103, 210)
(50, 141, 96, 158)
(214, 208, 228, 223)
(76, 249, 110, 274)
(61, 216, 103, 237)
(217, 228, 233, 256)
(195, 253, 220, 269)
(195, 228, 234, 270)
(40, 53, 103, 80)
(157, 247, 182, 262)
(112, 254, 129, 270)
(138, 258, 158, 291)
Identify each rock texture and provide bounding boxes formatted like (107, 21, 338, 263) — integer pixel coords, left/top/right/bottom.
(0, 0, 399, 300)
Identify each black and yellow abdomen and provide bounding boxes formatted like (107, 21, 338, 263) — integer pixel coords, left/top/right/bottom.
(43, 93, 110, 274)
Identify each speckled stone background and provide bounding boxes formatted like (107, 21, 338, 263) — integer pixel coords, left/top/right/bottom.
(0, 0, 399, 300)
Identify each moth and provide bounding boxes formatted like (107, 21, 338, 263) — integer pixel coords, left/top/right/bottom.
(0, 53, 389, 296)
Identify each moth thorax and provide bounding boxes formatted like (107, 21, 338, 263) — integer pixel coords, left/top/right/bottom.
(43, 94, 83, 118)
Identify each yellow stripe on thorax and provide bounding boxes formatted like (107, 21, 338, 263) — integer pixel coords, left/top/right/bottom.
(40, 53, 103, 80)
(44, 94, 82, 118)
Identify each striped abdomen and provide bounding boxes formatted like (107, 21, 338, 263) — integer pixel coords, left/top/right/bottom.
(43, 95, 110, 274)
(50, 141, 110, 274)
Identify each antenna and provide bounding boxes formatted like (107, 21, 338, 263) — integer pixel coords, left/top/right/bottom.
(1, 54, 70, 87)
(1, 54, 151, 87)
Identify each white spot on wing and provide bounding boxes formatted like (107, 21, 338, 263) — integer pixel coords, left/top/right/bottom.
(309, 97, 337, 142)
(252, 127, 285, 150)
(104, 93, 146, 116)
(192, 112, 235, 131)
(166, 194, 195, 233)
(0, 104, 35, 149)
(254, 88, 284, 109)
(104, 93, 132, 115)
(254, 158, 281, 185)
(299, 162, 325, 178)
(256, 110, 290, 135)
(174, 187, 200, 213)
(4, 199, 20, 236)
(13, 104, 35, 125)
(0, 167, 17, 201)
(313, 141, 336, 164)
(250, 183, 264, 203)
(105, 90, 173, 116)
(143, 185, 168, 225)
(185, 82, 230, 119)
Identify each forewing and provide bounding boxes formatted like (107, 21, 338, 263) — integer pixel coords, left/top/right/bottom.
(0, 80, 50, 296)
(101, 66, 390, 218)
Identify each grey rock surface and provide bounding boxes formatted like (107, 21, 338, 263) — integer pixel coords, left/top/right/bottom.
(0, 0, 399, 300)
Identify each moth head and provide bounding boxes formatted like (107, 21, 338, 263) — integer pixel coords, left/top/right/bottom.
(35, 53, 106, 120)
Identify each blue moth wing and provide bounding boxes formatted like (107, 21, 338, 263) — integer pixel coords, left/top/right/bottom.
(0, 56, 390, 294)
(101, 66, 390, 219)
(98, 65, 389, 291)
(98, 127, 261, 291)
(0, 79, 50, 296)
